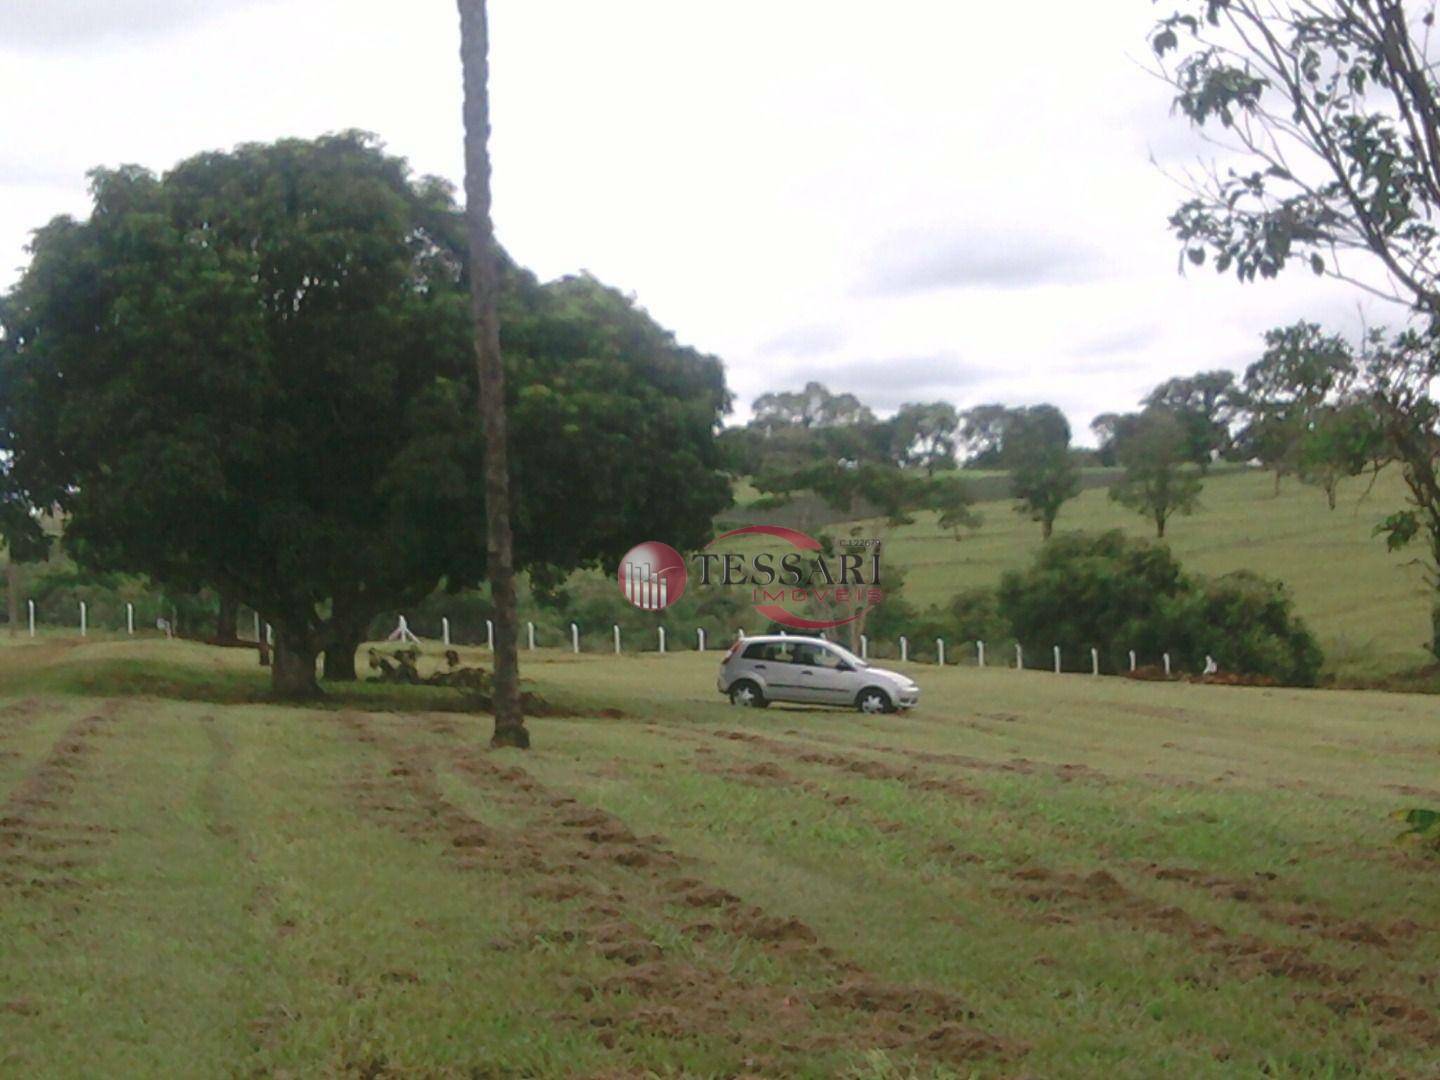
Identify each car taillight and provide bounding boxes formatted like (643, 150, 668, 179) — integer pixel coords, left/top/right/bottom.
(723, 641, 741, 661)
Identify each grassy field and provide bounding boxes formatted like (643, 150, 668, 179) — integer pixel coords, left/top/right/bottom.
(793, 466, 1434, 684)
(3, 636, 1438, 1077)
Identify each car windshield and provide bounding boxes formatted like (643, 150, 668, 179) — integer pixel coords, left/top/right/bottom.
(822, 642, 866, 668)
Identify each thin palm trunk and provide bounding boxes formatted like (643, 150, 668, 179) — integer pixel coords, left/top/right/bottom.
(458, 0, 527, 748)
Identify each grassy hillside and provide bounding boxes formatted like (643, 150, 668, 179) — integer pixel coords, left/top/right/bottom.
(734, 467, 1432, 684)
(2, 638, 1438, 1076)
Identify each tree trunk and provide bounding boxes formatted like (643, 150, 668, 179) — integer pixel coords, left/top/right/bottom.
(272, 625, 321, 698)
(215, 593, 240, 644)
(6, 561, 17, 638)
(459, 0, 527, 750)
(1041, 515, 1054, 540)
(323, 619, 362, 682)
(1156, 515, 1166, 539)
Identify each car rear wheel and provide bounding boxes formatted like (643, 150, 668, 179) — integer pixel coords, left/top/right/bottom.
(856, 687, 892, 715)
(729, 679, 767, 708)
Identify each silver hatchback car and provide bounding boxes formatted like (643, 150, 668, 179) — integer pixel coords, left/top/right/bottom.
(717, 634, 920, 714)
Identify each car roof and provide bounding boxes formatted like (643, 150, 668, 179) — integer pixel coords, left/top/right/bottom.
(739, 635, 835, 647)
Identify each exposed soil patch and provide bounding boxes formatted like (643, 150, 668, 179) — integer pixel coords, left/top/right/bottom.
(327, 712, 1023, 1070)
(707, 729, 988, 804)
(0, 703, 121, 900)
(994, 859, 1438, 1045)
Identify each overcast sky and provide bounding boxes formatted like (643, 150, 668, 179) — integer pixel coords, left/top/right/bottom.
(0, 0, 1396, 442)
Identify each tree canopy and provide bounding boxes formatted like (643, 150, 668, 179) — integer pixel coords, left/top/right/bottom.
(1108, 408, 1205, 537)
(0, 133, 731, 693)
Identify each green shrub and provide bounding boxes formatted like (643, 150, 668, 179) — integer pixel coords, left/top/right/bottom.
(1160, 570, 1323, 686)
(998, 530, 1322, 684)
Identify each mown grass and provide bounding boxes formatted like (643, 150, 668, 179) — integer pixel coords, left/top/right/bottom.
(2, 639, 1438, 1077)
(829, 466, 1433, 684)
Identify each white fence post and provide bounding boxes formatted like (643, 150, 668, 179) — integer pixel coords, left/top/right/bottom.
(900, 636, 908, 662)
(27, 599, 34, 637)
(127, 603, 134, 636)
(697, 627, 706, 651)
(1129, 649, 1136, 672)
(486, 619, 494, 651)
(571, 622, 580, 653)
(1091, 647, 1099, 676)
(1053, 645, 1060, 674)
(79, 601, 87, 637)
(936, 638, 945, 666)
(1015, 643, 1023, 670)
(253, 611, 260, 642)
(265, 623, 273, 646)
(1163, 652, 1172, 676)
(977, 640, 985, 668)
(860, 634, 868, 660)
(442, 617, 451, 646)
(658, 626, 666, 654)
(737, 628, 746, 641)
(613, 624, 621, 654)
(527, 622, 535, 651)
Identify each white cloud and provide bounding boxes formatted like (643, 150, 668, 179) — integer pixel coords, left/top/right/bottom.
(0, 0, 1412, 445)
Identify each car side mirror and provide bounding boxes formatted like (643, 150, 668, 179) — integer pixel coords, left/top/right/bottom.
(837, 661, 854, 672)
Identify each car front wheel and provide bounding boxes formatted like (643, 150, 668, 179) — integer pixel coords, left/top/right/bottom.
(729, 679, 767, 708)
(856, 687, 892, 715)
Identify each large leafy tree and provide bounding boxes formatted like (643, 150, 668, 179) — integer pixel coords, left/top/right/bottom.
(1005, 405, 1081, 539)
(890, 401, 960, 474)
(1108, 408, 1205, 537)
(0, 134, 731, 696)
(1142, 370, 1238, 467)
(1153, 0, 1440, 656)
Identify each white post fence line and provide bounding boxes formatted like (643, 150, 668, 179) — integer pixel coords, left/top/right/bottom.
(27, 600, 34, 637)
(64, 607, 1189, 683)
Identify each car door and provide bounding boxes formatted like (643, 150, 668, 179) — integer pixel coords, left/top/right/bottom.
(806, 644, 863, 706)
(754, 641, 808, 704)
(784, 643, 839, 704)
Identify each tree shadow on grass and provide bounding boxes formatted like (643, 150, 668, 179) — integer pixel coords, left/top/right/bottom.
(20, 657, 584, 716)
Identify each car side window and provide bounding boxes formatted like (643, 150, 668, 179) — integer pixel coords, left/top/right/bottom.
(792, 643, 830, 666)
(809, 647, 844, 669)
(741, 642, 769, 660)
